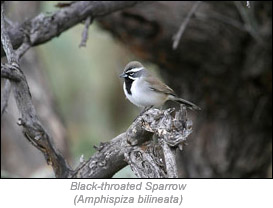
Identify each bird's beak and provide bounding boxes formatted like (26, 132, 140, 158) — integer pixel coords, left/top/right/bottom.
(119, 72, 127, 78)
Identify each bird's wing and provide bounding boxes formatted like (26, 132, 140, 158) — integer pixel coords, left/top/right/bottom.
(144, 76, 176, 96)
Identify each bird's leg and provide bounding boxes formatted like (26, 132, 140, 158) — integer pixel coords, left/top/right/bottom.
(140, 106, 153, 116)
(133, 106, 153, 122)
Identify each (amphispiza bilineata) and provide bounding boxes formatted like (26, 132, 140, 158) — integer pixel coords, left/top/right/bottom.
(120, 61, 201, 111)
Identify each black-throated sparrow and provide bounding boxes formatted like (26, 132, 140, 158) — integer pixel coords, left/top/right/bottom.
(120, 61, 201, 111)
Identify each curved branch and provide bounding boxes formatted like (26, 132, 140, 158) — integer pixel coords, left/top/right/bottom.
(1, 1, 140, 57)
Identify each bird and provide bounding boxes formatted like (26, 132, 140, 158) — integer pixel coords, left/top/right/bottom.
(119, 61, 201, 112)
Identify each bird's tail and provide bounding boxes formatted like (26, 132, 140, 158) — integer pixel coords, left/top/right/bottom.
(169, 95, 201, 111)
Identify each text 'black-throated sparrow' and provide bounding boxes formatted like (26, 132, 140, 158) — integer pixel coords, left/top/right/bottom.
(120, 61, 201, 111)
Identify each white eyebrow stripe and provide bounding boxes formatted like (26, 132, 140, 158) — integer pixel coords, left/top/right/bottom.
(127, 67, 144, 73)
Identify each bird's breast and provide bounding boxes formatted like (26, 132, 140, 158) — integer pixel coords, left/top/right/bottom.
(128, 78, 167, 107)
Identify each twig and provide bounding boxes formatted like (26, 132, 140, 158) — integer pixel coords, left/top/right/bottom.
(4, 16, 17, 28)
(172, 1, 202, 50)
(79, 16, 92, 47)
(246, 1, 250, 8)
(195, 11, 246, 31)
(1, 80, 11, 117)
(16, 42, 31, 59)
(1, 3, 17, 63)
(234, 1, 263, 44)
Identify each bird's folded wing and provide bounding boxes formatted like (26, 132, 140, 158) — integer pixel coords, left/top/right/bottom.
(145, 76, 176, 96)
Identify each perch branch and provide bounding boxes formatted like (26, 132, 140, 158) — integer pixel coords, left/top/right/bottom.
(73, 106, 192, 178)
(125, 107, 191, 178)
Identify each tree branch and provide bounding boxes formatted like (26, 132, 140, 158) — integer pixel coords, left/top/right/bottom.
(1, 1, 140, 57)
(172, 1, 201, 50)
(79, 16, 92, 47)
(72, 107, 192, 178)
(1, 3, 17, 63)
(1, 79, 11, 117)
(234, 1, 263, 44)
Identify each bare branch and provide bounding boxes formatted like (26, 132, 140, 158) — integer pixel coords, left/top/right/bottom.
(1, 1, 140, 57)
(1, 80, 11, 117)
(79, 16, 92, 48)
(195, 11, 246, 31)
(172, 1, 202, 50)
(16, 42, 31, 59)
(1, 3, 17, 63)
(1, 63, 22, 81)
(234, 1, 263, 44)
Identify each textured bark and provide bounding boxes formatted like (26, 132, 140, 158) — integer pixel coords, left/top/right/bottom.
(98, 1, 272, 178)
(73, 107, 191, 178)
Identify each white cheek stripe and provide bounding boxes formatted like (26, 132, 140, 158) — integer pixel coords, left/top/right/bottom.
(128, 76, 137, 80)
(127, 67, 144, 73)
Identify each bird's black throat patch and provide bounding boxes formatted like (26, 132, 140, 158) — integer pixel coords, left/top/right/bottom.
(125, 77, 133, 95)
